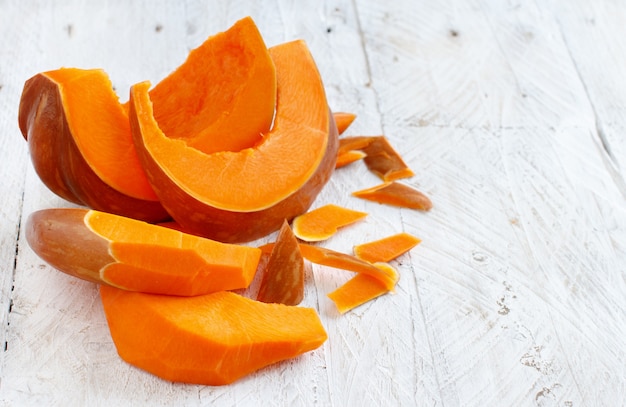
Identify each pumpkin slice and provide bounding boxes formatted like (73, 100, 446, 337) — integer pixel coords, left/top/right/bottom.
(18, 69, 169, 222)
(149, 16, 276, 154)
(353, 232, 421, 263)
(100, 287, 327, 385)
(336, 150, 367, 169)
(333, 112, 357, 135)
(327, 272, 392, 314)
(25, 208, 261, 296)
(361, 136, 414, 181)
(353, 182, 433, 211)
(257, 220, 305, 305)
(130, 39, 339, 243)
(292, 204, 367, 242)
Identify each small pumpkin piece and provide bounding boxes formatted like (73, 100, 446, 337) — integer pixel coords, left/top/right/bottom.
(100, 287, 327, 386)
(333, 112, 357, 135)
(361, 136, 414, 181)
(292, 204, 368, 242)
(354, 232, 421, 263)
(338, 136, 376, 155)
(257, 220, 305, 305)
(298, 244, 398, 291)
(353, 182, 433, 211)
(327, 272, 391, 314)
(335, 150, 367, 169)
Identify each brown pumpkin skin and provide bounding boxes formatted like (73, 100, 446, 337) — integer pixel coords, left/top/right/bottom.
(18, 72, 170, 223)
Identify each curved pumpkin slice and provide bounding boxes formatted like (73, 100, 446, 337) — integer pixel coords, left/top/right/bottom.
(25, 208, 261, 296)
(18, 69, 169, 222)
(150, 16, 276, 154)
(130, 40, 339, 243)
(101, 287, 327, 385)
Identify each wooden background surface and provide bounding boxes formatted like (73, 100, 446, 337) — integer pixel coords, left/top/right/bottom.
(1, 1, 625, 406)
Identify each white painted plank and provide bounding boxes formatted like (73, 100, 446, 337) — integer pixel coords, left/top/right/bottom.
(357, 0, 626, 405)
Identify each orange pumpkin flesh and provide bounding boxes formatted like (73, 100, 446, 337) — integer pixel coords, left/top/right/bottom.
(333, 112, 357, 135)
(292, 204, 368, 242)
(149, 16, 276, 154)
(25, 208, 261, 296)
(336, 149, 367, 169)
(327, 273, 391, 314)
(18, 68, 169, 222)
(256, 220, 305, 305)
(353, 232, 421, 263)
(130, 39, 338, 243)
(100, 287, 327, 386)
(353, 182, 433, 211)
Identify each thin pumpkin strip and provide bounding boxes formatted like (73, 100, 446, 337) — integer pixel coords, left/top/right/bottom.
(256, 220, 305, 305)
(292, 204, 368, 242)
(101, 287, 327, 386)
(327, 272, 391, 314)
(333, 112, 357, 135)
(352, 182, 433, 211)
(353, 232, 421, 263)
(298, 244, 398, 291)
(335, 149, 367, 169)
(337, 136, 377, 155)
(361, 136, 414, 181)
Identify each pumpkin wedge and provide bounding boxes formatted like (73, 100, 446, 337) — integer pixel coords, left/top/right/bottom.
(25, 208, 261, 296)
(130, 39, 339, 243)
(149, 16, 276, 154)
(100, 287, 327, 385)
(18, 69, 168, 222)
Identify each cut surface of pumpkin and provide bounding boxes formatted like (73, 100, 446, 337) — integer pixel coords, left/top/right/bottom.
(25, 208, 261, 296)
(353, 182, 433, 211)
(333, 112, 356, 135)
(149, 16, 276, 154)
(353, 232, 421, 263)
(292, 204, 367, 242)
(256, 220, 305, 305)
(100, 287, 327, 385)
(130, 39, 338, 242)
(328, 272, 391, 314)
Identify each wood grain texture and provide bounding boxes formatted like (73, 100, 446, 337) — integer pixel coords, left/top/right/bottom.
(0, 0, 624, 406)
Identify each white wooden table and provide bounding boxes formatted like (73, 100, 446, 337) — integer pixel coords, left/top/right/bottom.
(1, 1, 625, 405)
